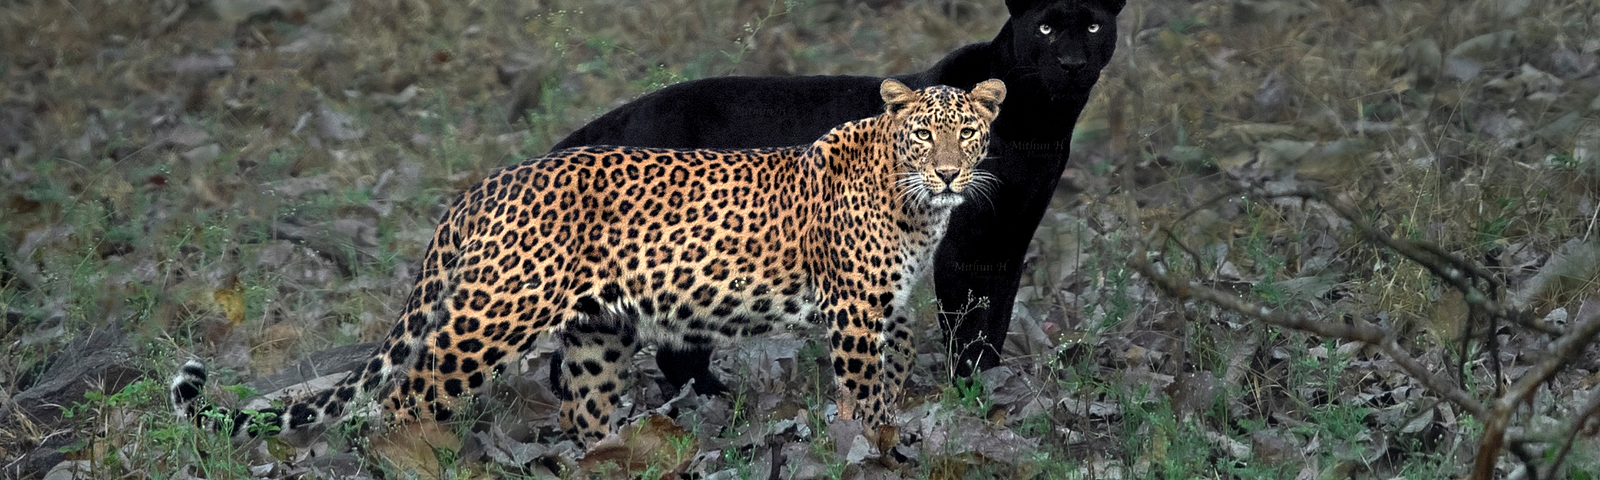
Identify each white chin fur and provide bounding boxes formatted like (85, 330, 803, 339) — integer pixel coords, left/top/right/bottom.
(929, 194, 965, 208)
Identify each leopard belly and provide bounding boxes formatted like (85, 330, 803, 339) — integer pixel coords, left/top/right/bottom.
(632, 275, 819, 349)
(549, 260, 822, 436)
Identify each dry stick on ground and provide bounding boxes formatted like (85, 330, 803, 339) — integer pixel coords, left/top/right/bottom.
(1296, 185, 1525, 400)
(1263, 185, 1595, 478)
(1287, 187, 1557, 336)
(1220, 185, 1554, 398)
(1124, 240, 1488, 419)
(1472, 298, 1600, 480)
(1127, 184, 1600, 479)
(1545, 383, 1600, 476)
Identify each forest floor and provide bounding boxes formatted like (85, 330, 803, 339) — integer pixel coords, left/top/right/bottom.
(2, 0, 1599, 478)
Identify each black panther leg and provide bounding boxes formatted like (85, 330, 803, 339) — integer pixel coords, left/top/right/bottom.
(657, 344, 730, 396)
(934, 139, 1072, 378)
(933, 216, 1030, 378)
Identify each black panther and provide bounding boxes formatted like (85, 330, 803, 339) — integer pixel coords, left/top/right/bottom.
(551, 0, 1125, 394)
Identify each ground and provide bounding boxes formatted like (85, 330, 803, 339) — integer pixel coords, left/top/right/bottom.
(1, 0, 1599, 478)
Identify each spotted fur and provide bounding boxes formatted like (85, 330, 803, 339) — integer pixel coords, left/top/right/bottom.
(171, 79, 1005, 444)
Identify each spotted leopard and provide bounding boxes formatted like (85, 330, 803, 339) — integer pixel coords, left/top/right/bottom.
(171, 78, 1006, 444)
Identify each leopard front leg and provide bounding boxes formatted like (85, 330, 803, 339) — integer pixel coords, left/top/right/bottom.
(556, 319, 640, 443)
(880, 313, 914, 413)
(825, 301, 898, 429)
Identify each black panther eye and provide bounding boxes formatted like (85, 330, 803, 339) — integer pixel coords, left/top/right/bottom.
(1088, 24, 1100, 33)
(1038, 24, 1052, 35)
(914, 130, 932, 141)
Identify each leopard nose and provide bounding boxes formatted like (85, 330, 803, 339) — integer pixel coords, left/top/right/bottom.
(934, 168, 959, 185)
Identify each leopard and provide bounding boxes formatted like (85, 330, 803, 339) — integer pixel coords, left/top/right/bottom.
(170, 78, 1006, 445)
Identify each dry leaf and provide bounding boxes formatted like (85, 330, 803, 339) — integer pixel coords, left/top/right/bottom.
(578, 414, 698, 479)
(369, 421, 463, 480)
(213, 280, 247, 325)
(473, 425, 567, 477)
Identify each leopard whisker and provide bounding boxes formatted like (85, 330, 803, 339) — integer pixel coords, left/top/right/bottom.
(895, 176, 922, 189)
(896, 176, 924, 204)
(970, 170, 1000, 187)
(967, 171, 1000, 211)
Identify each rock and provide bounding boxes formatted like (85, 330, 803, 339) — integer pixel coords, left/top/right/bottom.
(245, 342, 377, 394)
(1250, 428, 1302, 466)
(291, 451, 373, 479)
(0, 329, 140, 479)
(2, 329, 143, 427)
(1445, 30, 1516, 81)
(210, 0, 291, 24)
(181, 144, 221, 164)
(6, 436, 76, 480)
(40, 460, 92, 480)
(169, 55, 235, 76)
(317, 105, 366, 141)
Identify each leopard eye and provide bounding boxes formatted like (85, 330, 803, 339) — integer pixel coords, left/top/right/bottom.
(914, 129, 932, 141)
(1088, 24, 1101, 33)
(959, 128, 976, 139)
(1038, 24, 1052, 35)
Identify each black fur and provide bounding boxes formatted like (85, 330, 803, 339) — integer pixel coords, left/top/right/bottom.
(552, 0, 1125, 392)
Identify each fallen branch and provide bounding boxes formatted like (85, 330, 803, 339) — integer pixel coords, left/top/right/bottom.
(1545, 382, 1600, 476)
(1473, 296, 1600, 480)
(1126, 240, 1488, 419)
(1128, 182, 1600, 479)
(1275, 186, 1553, 336)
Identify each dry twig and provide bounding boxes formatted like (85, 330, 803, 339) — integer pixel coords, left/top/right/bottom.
(1127, 182, 1600, 479)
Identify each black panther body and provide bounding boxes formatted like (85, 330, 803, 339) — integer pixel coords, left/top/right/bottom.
(553, 0, 1125, 392)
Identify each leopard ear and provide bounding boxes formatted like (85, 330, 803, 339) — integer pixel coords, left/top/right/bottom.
(969, 79, 1006, 117)
(880, 79, 915, 115)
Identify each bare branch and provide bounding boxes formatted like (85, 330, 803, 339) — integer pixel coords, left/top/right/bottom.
(1227, 184, 1558, 335)
(1546, 383, 1600, 476)
(1289, 187, 1557, 336)
(1474, 297, 1600, 480)
(1133, 182, 1600, 478)
(1126, 241, 1489, 419)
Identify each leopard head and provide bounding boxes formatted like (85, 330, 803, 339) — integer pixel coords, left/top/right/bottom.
(880, 78, 1006, 209)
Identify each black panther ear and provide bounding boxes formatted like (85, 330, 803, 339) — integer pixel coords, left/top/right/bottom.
(880, 79, 915, 115)
(1009, 0, 1127, 15)
(1003, 0, 1038, 16)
